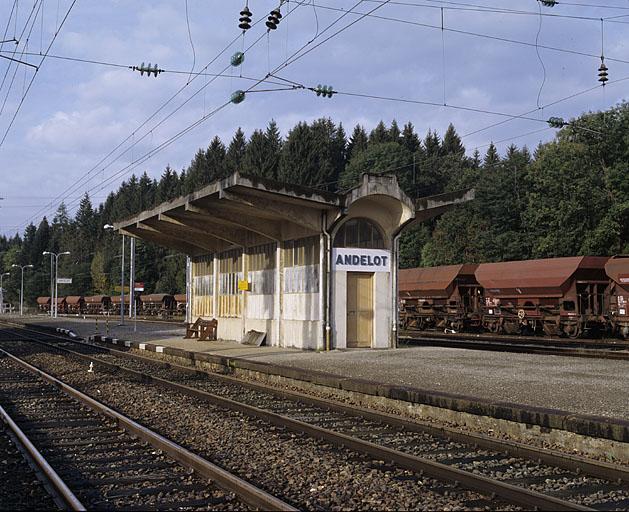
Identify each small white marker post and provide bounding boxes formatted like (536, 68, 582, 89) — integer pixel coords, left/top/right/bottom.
(88, 362, 94, 373)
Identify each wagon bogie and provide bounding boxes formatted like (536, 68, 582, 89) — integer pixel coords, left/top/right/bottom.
(139, 294, 175, 319)
(604, 255, 629, 340)
(399, 264, 480, 332)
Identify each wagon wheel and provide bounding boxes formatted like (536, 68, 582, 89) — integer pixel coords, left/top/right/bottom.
(450, 320, 463, 333)
(562, 322, 582, 339)
(542, 321, 558, 337)
(503, 320, 520, 335)
(486, 320, 500, 333)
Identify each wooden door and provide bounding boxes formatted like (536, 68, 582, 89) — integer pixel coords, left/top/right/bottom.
(347, 272, 373, 348)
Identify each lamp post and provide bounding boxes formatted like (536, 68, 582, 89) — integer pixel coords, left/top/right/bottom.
(104, 224, 125, 326)
(42, 251, 71, 318)
(42, 251, 54, 317)
(0, 272, 9, 314)
(11, 264, 33, 316)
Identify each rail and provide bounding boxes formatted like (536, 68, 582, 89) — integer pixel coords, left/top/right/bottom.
(0, 345, 296, 512)
(0, 403, 86, 511)
(3, 327, 615, 511)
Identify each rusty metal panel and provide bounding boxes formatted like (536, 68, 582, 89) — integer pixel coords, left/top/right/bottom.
(36, 296, 51, 305)
(399, 264, 478, 298)
(605, 255, 629, 292)
(65, 296, 84, 305)
(111, 295, 131, 304)
(84, 295, 109, 304)
(140, 293, 173, 303)
(476, 256, 609, 298)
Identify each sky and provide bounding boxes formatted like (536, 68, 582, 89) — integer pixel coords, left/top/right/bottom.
(0, 0, 627, 236)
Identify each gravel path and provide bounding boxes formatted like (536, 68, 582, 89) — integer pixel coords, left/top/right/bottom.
(14, 315, 629, 419)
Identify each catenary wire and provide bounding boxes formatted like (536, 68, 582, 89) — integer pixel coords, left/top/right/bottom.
(0, 0, 43, 118)
(0, 0, 76, 148)
(17, 4, 310, 228)
(359, 0, 629, 23)
(309, 1, 629, 64)
(462, 73, 629, 138)
(60, 0, 384, 216)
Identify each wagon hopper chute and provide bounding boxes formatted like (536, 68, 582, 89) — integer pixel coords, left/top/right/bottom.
(475, 256, 609, 337)
(65, 296, 85, 314)
(604, 255, 629, 339)
(36, 296, 52, 313)
(84, 295, 111, 315)
(139, 293, 175, 318)
(399, 264, 481, 332)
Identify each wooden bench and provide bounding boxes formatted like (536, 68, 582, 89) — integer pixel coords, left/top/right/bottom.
(185, 318, 218, 341)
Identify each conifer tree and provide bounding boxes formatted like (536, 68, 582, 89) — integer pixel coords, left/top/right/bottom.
(347, 124, 369, 161)
(225, 128, 247, 175)
(369, 120, 389, 144)
(401, 122, 421, 154)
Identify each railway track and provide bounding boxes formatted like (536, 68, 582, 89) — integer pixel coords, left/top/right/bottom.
(0, 342, 294, 511)
(399, 331, 629, 360)
(0, 413, 62, 510)
(4, 326, 629, 510)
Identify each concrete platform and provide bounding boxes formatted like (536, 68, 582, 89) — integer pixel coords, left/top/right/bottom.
(3, 314, 629, 445)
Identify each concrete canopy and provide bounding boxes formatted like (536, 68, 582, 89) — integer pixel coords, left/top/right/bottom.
(114, 171, 474, 253)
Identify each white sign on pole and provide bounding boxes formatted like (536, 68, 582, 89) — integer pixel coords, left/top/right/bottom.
(56, 277, 73, 284)
(332, 248, 391, 272)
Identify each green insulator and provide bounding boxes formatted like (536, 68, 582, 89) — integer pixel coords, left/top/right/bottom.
(547, 116, 565, 128)
(231, 51, 245, 67)
(231, 90, 246, 104)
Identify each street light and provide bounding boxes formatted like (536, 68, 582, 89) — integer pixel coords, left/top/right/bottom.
(104, 224, 125, 325)
(42, 251, 70, 318)
(11, 264, 33, 316)
(0, 272, 10, 314)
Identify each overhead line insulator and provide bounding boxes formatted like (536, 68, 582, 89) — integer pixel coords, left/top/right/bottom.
(131, 62, 163, 77)
(231, 51, 245, 67)
(231, 90, 246, 104)
(547, 116, 566, 128)
(311, 84, 335, 98)
(239, 5, 252, 31)
(266, 7, 283, 30)
(598, 57, 608, 85)
(539, 0, 557, 6)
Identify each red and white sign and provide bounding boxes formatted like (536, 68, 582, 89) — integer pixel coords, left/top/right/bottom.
(134, 282, 145, 292)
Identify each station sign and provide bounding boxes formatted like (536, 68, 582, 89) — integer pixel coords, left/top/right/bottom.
(332, 248, 391, 272)
(56, 277, 72, 284)
(114, 285, 130, 293)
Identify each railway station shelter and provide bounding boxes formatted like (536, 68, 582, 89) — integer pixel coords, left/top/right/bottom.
(115, 172, 473, 350)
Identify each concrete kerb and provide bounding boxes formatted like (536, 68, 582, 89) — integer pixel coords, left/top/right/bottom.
(10, 321, 629, 453)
